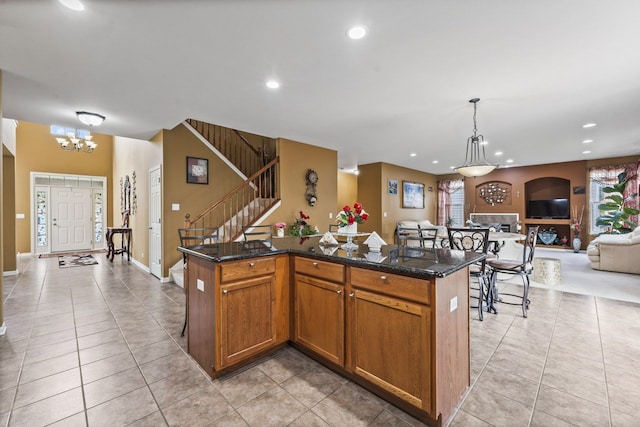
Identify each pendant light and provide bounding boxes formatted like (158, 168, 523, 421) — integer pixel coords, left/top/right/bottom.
(455, 98, 497, 177)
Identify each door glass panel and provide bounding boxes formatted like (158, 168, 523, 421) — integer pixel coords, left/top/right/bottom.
(36, 190, 47, 247)
(94, 191, 103, 243)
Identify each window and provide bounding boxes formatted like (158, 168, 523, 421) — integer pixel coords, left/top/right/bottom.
(437, 179, 464, 226)
(589, 164, 638, 234)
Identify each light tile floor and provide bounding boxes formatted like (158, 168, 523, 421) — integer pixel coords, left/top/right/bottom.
(1, 254, 640, 426)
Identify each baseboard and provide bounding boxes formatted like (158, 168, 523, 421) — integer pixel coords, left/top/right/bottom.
(3, 270, 18, 277)
(0, 323, 6, 336)
(130, 257, 150, 273)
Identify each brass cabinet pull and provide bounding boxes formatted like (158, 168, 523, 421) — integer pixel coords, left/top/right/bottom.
(223, 289, 228, 294)
(336, 289, 342, 294)
(380, 275, 387, 281)
(248, 262, 255, 267)
(313, 262, 319, 267)
(349, 292, 355, 297)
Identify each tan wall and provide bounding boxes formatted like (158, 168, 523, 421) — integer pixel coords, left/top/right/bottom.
(1, 68, 4, 328)
(112, 136, 162, 269)
(3, 149, 16, 272)
(162, 123, 244, 276)
(358, 162, 438, 243)
(272, 138, 338, 233)
(15, 121, 114, 253)
(337, 171, 358, 213)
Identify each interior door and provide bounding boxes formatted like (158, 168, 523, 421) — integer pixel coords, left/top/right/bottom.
(149, 166, 162, 278)
(51, 186, 92, 252)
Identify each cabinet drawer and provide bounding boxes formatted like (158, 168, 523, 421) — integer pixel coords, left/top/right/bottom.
(221, 257, 276, 283)
(295, 257, 345, 283)
(350, 267, 430, 305)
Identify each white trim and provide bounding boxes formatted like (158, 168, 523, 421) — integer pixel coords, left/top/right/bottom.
(3, 270, 18, 277)
(182, 120, 249, 182)
(159, 276, 172, 283)
(0, 323, 6, 336)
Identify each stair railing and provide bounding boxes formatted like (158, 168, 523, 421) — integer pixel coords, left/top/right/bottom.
(184, 156, 280, 241)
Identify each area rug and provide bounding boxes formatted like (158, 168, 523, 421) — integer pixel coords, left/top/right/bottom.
(58, 254, 99, 268)
(40, 249, 106, 259)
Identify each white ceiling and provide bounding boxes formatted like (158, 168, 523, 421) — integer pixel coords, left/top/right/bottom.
(1, 0, 640, 175)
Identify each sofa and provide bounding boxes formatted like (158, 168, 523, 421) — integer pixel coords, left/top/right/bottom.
(586, 226, 640, 274)
(395, 220, 447, 246)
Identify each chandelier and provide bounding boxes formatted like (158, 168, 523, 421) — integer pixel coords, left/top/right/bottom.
(55, 130, 97, 153)
(455, 98, 497, 177)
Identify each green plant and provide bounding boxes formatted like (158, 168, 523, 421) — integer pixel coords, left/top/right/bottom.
(288, 211, 318, 236)
(596, 172, 639, 234)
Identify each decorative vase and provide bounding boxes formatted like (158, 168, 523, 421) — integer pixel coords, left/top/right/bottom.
(276, 228, 284, 238)
(340, 223, 358, 235)
(339, 223, 358, 251)
(572, 237, 581, 253)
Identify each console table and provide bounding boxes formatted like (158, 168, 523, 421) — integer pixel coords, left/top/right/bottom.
(106, 227, 131, 262)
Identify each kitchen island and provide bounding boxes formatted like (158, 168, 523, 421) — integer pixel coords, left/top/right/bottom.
(178, 236, 483, 426)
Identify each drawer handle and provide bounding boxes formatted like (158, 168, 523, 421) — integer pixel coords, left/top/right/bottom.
(349, 292, 355, 298)
(380, 275, 387, 281)
(336, 289, 342, 294)
(313, 262, 319, 267)
(248, 262, 255, 267)
(223, 289, 228, 294)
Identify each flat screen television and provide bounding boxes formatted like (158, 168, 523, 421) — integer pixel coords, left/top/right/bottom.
(527, 198, 570, 219)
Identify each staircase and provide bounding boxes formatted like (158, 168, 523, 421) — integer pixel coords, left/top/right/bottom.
(170, 120, 281, 285)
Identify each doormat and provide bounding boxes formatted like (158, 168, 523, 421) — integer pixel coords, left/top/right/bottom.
(40, 249, 106, 259)
(58, 254, 99, 268)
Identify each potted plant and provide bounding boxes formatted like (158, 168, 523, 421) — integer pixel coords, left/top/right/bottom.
(596, 172, 639, 234)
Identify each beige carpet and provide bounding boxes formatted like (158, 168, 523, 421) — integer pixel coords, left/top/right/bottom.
(499, 246, 640, 304)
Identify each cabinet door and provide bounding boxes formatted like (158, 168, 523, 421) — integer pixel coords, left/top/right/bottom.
(348, 288, 432, 413)
(294, 274, 344, 366)
(219, 275, 276, 369)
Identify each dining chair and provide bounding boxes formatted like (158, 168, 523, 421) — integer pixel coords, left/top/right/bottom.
(447, 227, 492, 320)
(487, 226, 539, 318)
(177, 227, 220, 336)
(242, 224, 273, 247)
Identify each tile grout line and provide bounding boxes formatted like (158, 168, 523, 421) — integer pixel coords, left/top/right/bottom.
(594, 297, 613, 427)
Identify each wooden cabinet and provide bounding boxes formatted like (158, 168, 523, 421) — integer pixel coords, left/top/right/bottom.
(218, 274, 276, 369)
(293, 257, 345, 366)
(348, 268, 432, 414)
(216, 256, 289, 370)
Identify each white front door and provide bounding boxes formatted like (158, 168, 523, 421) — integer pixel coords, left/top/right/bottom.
(51, 186, 92, 252)
(149, 166, 162, 278)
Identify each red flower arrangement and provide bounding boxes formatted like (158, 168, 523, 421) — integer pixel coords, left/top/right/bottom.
(337, 202, 369, 227)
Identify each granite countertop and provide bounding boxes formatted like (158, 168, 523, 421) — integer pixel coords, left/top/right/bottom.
(178, 236, 484, 278)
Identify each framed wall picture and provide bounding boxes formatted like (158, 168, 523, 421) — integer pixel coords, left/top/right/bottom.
(402, 181, 425, 209)
(186, 157, 209, 184)
(388, 179, 398, 195)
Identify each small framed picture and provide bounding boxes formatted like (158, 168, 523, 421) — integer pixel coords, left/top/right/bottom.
(388, 179, 398, 195)
(402, 181, 425, 209)
(186, 157, 209, 184)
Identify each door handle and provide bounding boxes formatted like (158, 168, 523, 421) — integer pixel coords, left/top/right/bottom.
(52, 218, 57, 226)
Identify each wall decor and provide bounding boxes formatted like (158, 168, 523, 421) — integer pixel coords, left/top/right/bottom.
(573, 186, 586, 195)
(388, 179, 398, 195)
(305, 169, 318, 206)
(477, 181, 511, 206)
(131, 171, 137, 215)
(186, 157, 209, 184)
(402, 181, 425, 209)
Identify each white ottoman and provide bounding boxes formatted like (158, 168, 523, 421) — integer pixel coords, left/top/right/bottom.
(533, 257, 562, 285)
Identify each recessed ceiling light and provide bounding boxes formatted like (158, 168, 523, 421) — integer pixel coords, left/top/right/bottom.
(582, 139, 593, 144)
(506, 159, 514, 163)
(583, 150, 592, 154)
(432, 160, 439, 164)
(347, 25, 368, 40)
(59, 0, 84, 11)
(265, 80, 280, 89)
(410, 153, 417, 157)
(494, 151, 503, 156)
(582, 123, 597, 128)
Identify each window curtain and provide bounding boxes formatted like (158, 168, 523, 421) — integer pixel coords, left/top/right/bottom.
(437, 179, 464, 225)
(589, 162, 639, 229)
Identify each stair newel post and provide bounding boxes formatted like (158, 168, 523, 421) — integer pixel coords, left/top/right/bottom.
(184, 213, 192, 229)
